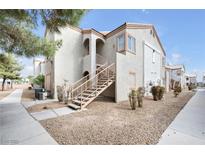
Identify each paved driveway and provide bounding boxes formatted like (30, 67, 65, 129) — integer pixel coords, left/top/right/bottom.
(0, 89, 57, 145)
(158, 89, 205, 144)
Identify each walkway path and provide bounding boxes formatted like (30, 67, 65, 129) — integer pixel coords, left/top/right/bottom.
(158, 89, 205, 144)
(22, 99, 75, 121)
(0, 89, 57, 145)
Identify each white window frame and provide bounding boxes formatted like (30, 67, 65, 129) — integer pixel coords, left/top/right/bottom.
(117, 34, 125, 51)
(128, 35, 136, 54)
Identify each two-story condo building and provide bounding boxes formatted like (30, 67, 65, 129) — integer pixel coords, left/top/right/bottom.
(45, 22, 166, 110)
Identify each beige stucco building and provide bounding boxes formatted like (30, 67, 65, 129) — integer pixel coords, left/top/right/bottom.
(185, 73, 197, 86)
(44, 22, 166, 109)
(165, 64, 186, 92)
(33, 59, 46, 77)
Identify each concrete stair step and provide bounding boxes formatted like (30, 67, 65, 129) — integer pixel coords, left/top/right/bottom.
(73, 99, 87, 105)
(96, 85, 106, 88)
(82, 93, 95, 97)
(86, 89, 96, 93)
(77, 96, 90, 101)
(68, 103, 81, 110)
(73, 99, 85, 104)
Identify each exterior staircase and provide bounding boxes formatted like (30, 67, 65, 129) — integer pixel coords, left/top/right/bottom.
(68, 63, 115, 110)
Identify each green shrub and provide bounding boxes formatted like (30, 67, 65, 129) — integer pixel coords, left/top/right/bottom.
(151, 86, 165, 101)
(32, 74, 45, 88)
(188, 83, 197, 91)
(158, 86, 165, 100)
(174, 86, 182, 97)
(137, 87, 145, 107)
(151, 86, 158, 101)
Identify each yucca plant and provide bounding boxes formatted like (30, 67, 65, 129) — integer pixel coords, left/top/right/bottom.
(129, 89, 138, 110)
(129, 87, 145, 109)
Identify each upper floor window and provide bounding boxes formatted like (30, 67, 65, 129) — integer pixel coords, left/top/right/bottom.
(117, 34, 125, 51)
(128, 35, 136, 53)
(152, 50, 156, 63)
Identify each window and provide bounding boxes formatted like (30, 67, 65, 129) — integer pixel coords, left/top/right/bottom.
(128, 35, 136, 53)
(152, 50, 156, 63)
(117, 34, 125, 51)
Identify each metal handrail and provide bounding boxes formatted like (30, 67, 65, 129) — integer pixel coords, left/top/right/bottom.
(72, 54, 107, 89)
(71, 63, 106, 90)
(80, 67, 115, 106)
(71, 63, 115, 101)
(72, 63, 115, 92)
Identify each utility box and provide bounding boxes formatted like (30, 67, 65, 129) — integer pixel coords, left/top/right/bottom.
(34, 88, 47, 100)
(38, 92, 47, 100)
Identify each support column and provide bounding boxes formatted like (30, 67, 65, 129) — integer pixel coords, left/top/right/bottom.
(89, 35, 96, 79)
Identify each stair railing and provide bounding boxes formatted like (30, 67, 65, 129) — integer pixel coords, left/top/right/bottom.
(71, 63, 106, 91)
(71, 63, 115, 108)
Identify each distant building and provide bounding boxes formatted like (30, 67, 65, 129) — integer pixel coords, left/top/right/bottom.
(203, 74, 205, 85)
(185, 74, 197, 86)
(33, 59, 45, 76)
(165, 64, 186, 92)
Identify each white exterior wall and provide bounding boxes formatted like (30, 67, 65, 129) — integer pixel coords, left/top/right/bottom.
(144, 43, 161, 95)
(52, 27, 84, 98)
(127, 28, 165, 97)
(116, 52, 138, 102)
(113, 28, 165, 101)
(33, 60, 45, 76)
(82, 33, 105, 78)
(100, 34, 117, 65)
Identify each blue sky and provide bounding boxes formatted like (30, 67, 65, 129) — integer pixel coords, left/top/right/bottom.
(21, 9, 205, 81)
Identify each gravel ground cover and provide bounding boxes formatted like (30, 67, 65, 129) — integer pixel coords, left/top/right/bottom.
(27, 101, 68, 113)
(41, 91, 194, 145)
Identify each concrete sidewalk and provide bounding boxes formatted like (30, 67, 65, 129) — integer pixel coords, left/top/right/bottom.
(158, 89, 205, 144)
(0, 89, 57, 145)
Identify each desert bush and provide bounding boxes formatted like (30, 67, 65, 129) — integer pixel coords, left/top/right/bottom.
(129, 89, 138, 110)
(151, 86, 165, 101)
(151, 86, 158, 101)
(158, 86, 165, 100)
(32, 74, 45, 88)
(137, 87, 145, 107)
(188, 83, 197, 91)
(174, 86, 182, 97)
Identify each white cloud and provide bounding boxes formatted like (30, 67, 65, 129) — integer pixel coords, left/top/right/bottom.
(141, 9, 149, 14)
